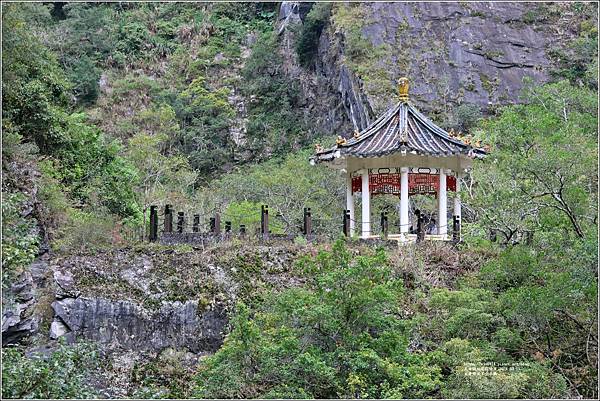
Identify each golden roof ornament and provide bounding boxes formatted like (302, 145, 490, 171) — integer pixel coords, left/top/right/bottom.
(336, 135, 347, 146)
(398, 77, 409, 103)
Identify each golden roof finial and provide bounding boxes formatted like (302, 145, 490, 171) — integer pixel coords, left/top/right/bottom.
(336, 135, 347, 146)
(398, 77, 409, 102)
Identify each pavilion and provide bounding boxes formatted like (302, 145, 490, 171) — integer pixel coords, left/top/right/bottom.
(310, 78, 487, 242)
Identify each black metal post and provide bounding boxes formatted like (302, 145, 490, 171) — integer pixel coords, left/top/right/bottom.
(209, 217, 216, 233)
(261, 205, 269, 240)
(240, 224, 246, 236)
(452, 215, 461, 243)
(416, 209, 425, 243)
(149, 206, 158, 242)
(177, 212, 184, 233)
(343, 209, 350, 237)
(214, 213, 221, 235)
(193, 214, 200, 233)
(225, 221, 231, 233)
(164, 204, 173, 233)
(303, 207, 312, 239)
(381, 212, 388, 240)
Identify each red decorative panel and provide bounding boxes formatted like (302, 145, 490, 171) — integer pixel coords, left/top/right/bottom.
(409, 173, 438, 196)
(351, 172, 456, 195)
(447, 175, 456, 192)
(370, 173, 401, 196)
(352, 176, 362, 193)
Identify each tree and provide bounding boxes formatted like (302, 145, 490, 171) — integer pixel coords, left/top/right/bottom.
(467, 80, 597, 243)
(126, 131, 197, 235)
(193, 240, 441, 399)
(2, 3, 71, 153)
(176, 76, 235, 180)
(209, 149, 345, 236)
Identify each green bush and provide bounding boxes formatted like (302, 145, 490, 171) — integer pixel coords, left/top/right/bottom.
(193, 240, 441, 399)
(1, 192, 39, 289)
(479, 246, 539, 291)
(296, 3, 332, 67)
(1, 343, 100, 399)
(52, 209, 119, 253)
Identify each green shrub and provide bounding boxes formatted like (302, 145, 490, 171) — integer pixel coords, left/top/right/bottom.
(296, 3, 332, 67)
(1, 342, 100, 399)
(479, 246, 539, 291)
(52, 209, 119, 253)
(1, 192, 39, 289)
(193, 240, 441, 399)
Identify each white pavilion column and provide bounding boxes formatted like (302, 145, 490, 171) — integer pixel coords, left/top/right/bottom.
(361, 169, 371, 238)
(438, 169, 448, 237)
(453, 173, 462, 219)
(346, 172, 355, 236)
(400, 167, 409, 235)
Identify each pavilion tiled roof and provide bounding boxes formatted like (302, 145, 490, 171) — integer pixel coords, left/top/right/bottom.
(312, 101, 487, 163)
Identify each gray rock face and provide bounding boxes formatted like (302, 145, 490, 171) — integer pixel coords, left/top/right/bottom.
(49, 318, 69, 339)
(360, 2, 551, 110)
(277, 2, 314, 35)
(2, 259, 49, 344)
(52, 297, 227, 353)
(277, 2, 585, 137)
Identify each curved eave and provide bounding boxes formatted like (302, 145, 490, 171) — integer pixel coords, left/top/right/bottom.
(311, 145, 488, 165)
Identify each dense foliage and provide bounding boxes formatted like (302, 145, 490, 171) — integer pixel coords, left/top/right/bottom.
(1, 343, 100, 399)
(468, 80, 597, 243)
(191, 239, 595, 398)
(193, 240, 442, 399)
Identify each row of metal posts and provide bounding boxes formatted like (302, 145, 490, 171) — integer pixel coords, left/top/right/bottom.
(149, 204, 315, 242)
(150, 204, 461, 243)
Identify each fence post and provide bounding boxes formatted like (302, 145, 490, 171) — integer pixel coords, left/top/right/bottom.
(239, 224, 246, 237)
(209, 217, 215, 233)
(164, 204, 173, 233)
(343, 209, 350, 237)
(261, 205, 269, 240)
(214, 213, 221, 235)
(452, 215, 461, 243)
(381, 212, 388, 240)
(489, 229, 497, 242)
(177, 212, 185, 233)
(193, 214, 200, 233)
(149, 206, 158, 242)
(225, 221, 231, 233)
(416, 209, 425, 243)
(303, 207, 312, 240)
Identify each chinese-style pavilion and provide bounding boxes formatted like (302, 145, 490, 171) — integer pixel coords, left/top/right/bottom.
(311, 78, 487, 241)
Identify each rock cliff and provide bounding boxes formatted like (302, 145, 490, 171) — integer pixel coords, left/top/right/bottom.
(4, 243, 308, 353)
(277, 1, 594, 134)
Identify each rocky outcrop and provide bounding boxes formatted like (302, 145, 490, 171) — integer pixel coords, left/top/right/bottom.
(51, 297, 227, 353)
(2, 259, 49, 344)
(39, 244, 307, 353)
(276, 1, 591, 136)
